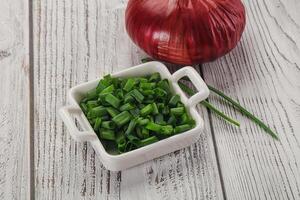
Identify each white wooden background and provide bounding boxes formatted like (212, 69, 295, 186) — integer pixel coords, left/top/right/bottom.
(0, 0, 299, 199)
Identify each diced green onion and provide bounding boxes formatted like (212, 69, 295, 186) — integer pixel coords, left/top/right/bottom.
(118, 142, 126, 153)
(86, 100, 98, 110)
(141, 90, 155, 96)
(112, 111, 132, 127)
(99, 129, 115, 140)
(170, 107, 185, 116)
(140, 104, 153, 116)
(157, 80, 171, 94)
(129, 108, 140, 117)
(124, 94, 134, 103)
(96, 75, 113, 92)
(86, 89, 98, 100)
(157, 103, 164, 110)
(149, 72, 161, 82)
(124, 78, 136, 92)
(125, 119, 137, 135)
(152, 103, 159, 115)
(141, 127, 149, 138)
(169, 95, 180, 107)
(87, 106, 107, 118)
(174, 124, 192, 133)
(106, 107, 120, 117)
(138, 136, 159, 147)
(116, 131, 126, 145)
(154, 88, 167, 97)
(161, 125, 173, 135)
(105, 93, 121, 108)
(167, 115, 177, 125)
(140, 82, 156, 90)
(137, 118, 150, 126)
(80, 102, 88, 114)
(146, 122, 162, 132)
(101, 115, 110, 121)
(120, 103, 135, 111)
(100, 84, 114, 95)
(180, 113, 189, 124)
(162, 106, 169, 115)
(136, 127, 143, 139)
(101, 121, 116, 129)
(131, 89, 144, 103)
(93, 118, 102, 132)
(155, 114, 166, 125)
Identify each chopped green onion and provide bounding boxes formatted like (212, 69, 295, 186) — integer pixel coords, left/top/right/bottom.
(138, 136, 159, 147)
(86, 89, 98, 100)
(116, 131, 126, 145)
(162, 106, 169, 115)
(125, 119, 137, 135)
(157, 80, 171, 94)
(80, 102, 88, 114)
(137, 118, 150, 126)
(129, 108, 140, 117)
(169, 95, 180, 107)
(155, 114, 166, 125)
(174, 124, 192, 133)
(149, 72, 161, 82)
(140, 82, 156, 90)
(106, 107, 120, 117)
(154, 88, 167, 97)
(105, 93, 121, 108)
(99, 129, 115, 140)
(131, 89, 144, 103)
(101, 115, 110, 121)
(152, 103, 159, 115)
(101, 121, 116, 129)
(124, 94, 134, 103)
(146, 122, 161, 132)
(87, 106, 107, 118)
(170, 107, 185, 116)
(140, 104, 153, 116)
(161, 125, 173, 135)
(124, 78, 136, 92)
(120, 103, 135, 111)
(141, 127, 149, 138)
(93, 118, 102, 132)
(112, 111, 132, 127)
(86, 100, 98, 110)
(167, 115, 177, 125)
(100, 84, 114, 95)
(141, 90, 155, 96)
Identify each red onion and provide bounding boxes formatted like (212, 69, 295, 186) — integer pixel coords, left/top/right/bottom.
(125, 0, 246, 65)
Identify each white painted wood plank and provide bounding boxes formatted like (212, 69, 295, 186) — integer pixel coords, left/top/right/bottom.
(0, 0, 30, 199)
(33, 0, 223, 199)
(202, 0, 300, 199)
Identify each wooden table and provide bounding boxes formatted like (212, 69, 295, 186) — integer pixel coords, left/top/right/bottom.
(1, 0, 300, 199)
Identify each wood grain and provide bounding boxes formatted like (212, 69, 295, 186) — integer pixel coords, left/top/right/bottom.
(201, 0, 300, 199)
(0, 0, 30, 199)
(33, 0, 223, 199)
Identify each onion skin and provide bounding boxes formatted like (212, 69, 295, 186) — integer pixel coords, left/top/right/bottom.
(125, 0, 246, 65)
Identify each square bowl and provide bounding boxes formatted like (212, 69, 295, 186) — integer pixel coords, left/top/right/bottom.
(59, 61, 209, 171)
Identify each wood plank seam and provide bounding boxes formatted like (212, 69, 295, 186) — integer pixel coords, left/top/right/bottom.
(28, 0, 35, 199)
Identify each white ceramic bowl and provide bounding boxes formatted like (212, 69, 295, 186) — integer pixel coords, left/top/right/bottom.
(59, 61, 209, 171)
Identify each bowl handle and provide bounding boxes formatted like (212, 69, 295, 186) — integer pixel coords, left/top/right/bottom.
(171, 66, 209, 108)
(59, 106, 98, 142)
